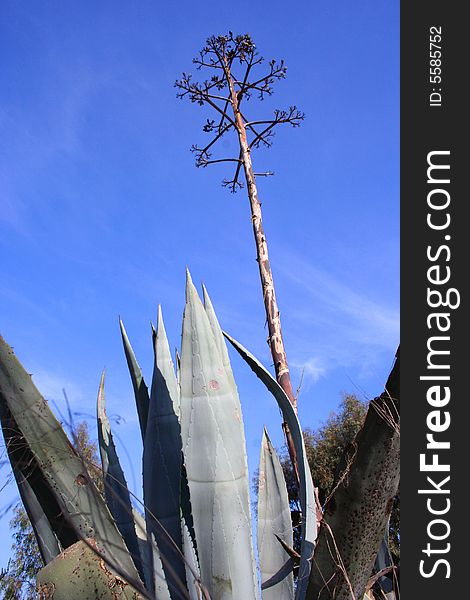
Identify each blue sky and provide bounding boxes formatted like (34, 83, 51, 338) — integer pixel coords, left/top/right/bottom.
(0, 0, 399, 569)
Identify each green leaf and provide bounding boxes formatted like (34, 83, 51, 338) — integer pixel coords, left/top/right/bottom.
(144, 306, 186, 598)
(119, 318, 150, 439)
(0, 335, 141, 586)
(133, 509, 154, 593)
(261, 559, 296, 592)
(258, 428, 294, 599)
(97, 371, 145, 583)
(16, 473, 62, 565)
(222, 332, 317, 600)
(182, 519, 201, 600)
(0, 403, 61, 564)
(175, 349, 181, 390)
(180, 460, 197, 560)
(180, 271, 259, 599)
(133, 511, 172, 600)
(372, 521, 395, 598)
(151, 533, 173, 600)
(36, 540, 144, 600)
(202, 284, 236, 391)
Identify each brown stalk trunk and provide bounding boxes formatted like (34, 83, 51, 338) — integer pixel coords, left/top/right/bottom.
(225, 70, 300, 482)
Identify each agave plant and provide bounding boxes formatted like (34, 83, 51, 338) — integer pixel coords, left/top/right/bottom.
(0, 271, 317, 600)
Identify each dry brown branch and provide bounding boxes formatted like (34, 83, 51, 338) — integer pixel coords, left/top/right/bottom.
(176, 32, 305, 486)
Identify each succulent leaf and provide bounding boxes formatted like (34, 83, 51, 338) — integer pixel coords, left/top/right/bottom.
(151, 533, 173, 600)
(16, 473, 62, 564)
(119, 318, 150, 439)
(222, 332, 317, 600)
(202, 284, 236, 392)
(273, 534, 301, 562)
(97, 371, 145, 583)
(175, 349, 181, 389)
(0, 335, 141, 586)
(258, 428, 294, 599)
(144, 306, 186, 598)
(2, 276, 330, 600)
(372, 522, 396, 598)
(36, 539, 144, 600)
(261, 558, 296, 591)
(182, 519, 202, 600)
(0, 404, 61, 564)
(133, 508, 156, 593)
(180, 271, 259, 599)
(180, 458, 198, 560)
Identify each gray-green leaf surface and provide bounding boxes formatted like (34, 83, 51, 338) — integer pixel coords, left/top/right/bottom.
(144, 306, 186, 598)
(0, 335, 141, 586)
(97, 371, 145, 582)
(258, 428, 294, 599)
(180, 272, 259, 600)
(120, 318, 150, 439)
(223, 332, 317, 600)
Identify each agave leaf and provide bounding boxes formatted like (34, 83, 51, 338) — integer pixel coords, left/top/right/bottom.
(274, 534, 300, 562)
(134, 514, 172, 600)
(258, 428, 294, 599)
(151, 533, 173, 600)
(308, 349, 399, 599)
(0, 335, 141, 585)
(175, 349, 181, 389)
(182, 519, 202, 600)
(36, 539, 144, 600)
(203, 282, 258, 590)
(133, 508, 155, 593)
(180, 459, 197, 560)
(0, 387, 78, 551)
(133, 508, 174, 600)
(97, 371, 145, 583)
(15, 472, 62, 565)
(119, 318, 150, 439)
(179, 271, 259, 600)
(223, 332, 317, 600)
(202, 284, 236, 391)
(261, 558, 296, 591)
(144, 306, 186, 598)
(154, 305, 180, 418)
(372, 522, 395, 598)
(0, 404, 61, 564)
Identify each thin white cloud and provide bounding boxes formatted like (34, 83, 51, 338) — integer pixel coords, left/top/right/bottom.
(286, 258, 397, 338)
(291, 355, 327, 385)
(275, 250, 399, 382)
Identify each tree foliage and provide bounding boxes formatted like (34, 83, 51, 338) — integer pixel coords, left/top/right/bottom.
(280, 394, 400, 558)
(0, 421, 103, 599)
(0, 505, 42, 599)
(281, 394, 367, 505)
